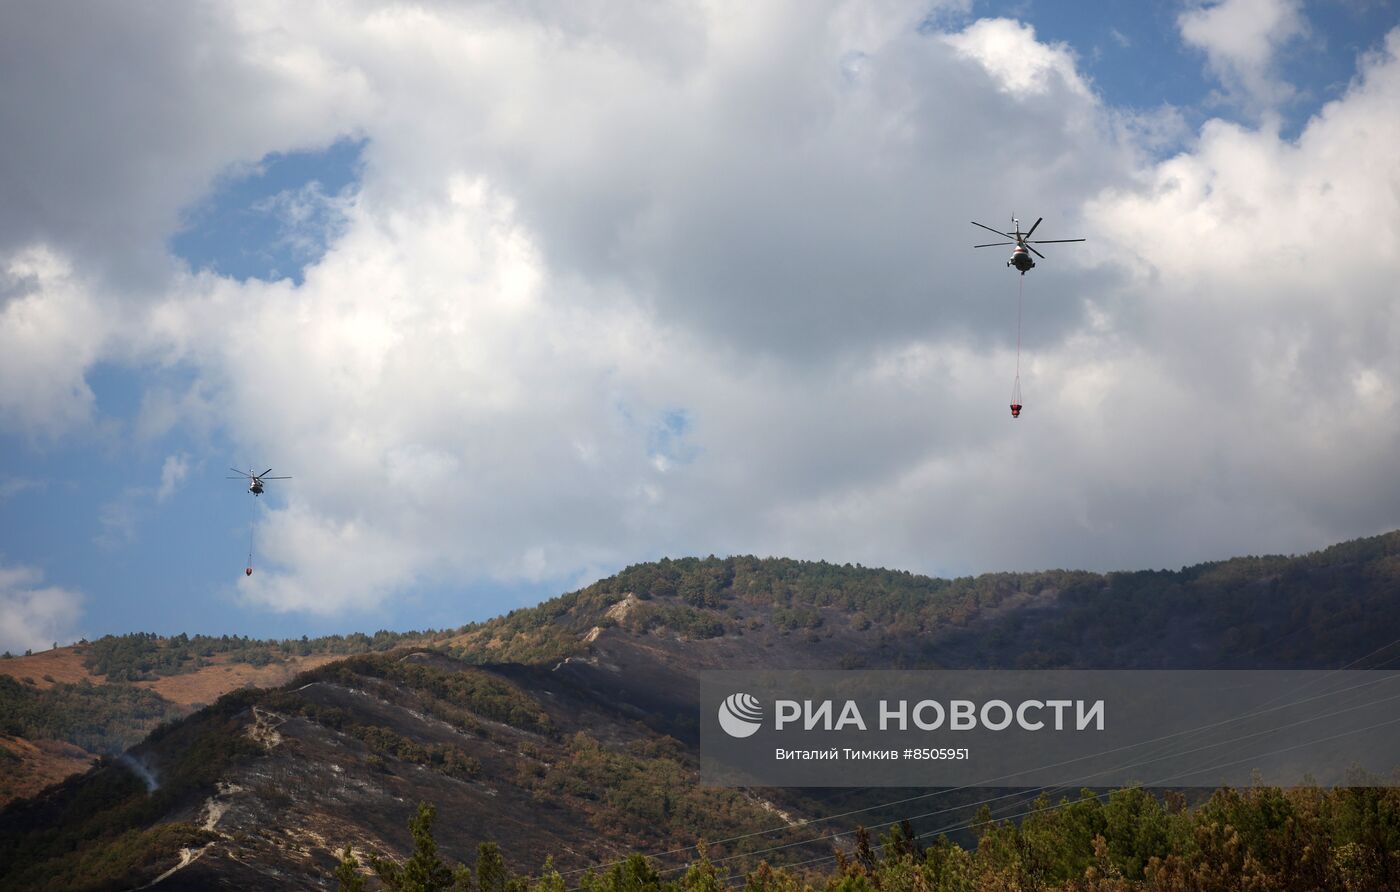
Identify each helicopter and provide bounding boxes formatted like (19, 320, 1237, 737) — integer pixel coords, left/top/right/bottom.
(226, 468, 292, 496)
(972, 216, 1084, 274)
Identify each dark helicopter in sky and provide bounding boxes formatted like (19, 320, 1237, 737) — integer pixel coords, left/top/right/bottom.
(972, 216, 1084, 274)
(227, 468, 291, 497)
(228, 467, 291, 577)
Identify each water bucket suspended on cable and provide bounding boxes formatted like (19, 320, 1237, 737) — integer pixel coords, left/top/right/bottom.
(245, 510, 255, 577)
(1009, 269, 1025, 419)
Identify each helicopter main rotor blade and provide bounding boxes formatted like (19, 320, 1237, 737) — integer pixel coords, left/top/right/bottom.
(228, 468, 252, 478)
(1022, 217, 1043, 240)
(262, 476, 292, 480)
(1029, 238, 1086, 244)
(973, 242, 1015, 248)
(1027, 245, 1046, 259)
(259, 469, 273, 478)
(971, 221, 1014, 240)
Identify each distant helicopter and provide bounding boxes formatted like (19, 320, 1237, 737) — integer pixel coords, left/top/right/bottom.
(226, 468, 291, 497)
(972, 217, 1084, 274)
(228, 468, 291, 577)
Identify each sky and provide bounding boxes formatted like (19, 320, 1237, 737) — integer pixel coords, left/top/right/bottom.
(2, 0, 1399, 652)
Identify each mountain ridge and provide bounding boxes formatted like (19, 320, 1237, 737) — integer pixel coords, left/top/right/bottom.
(4, 529, 1400, 889)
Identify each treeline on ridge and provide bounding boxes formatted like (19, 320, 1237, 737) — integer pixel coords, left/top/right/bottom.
(451, 531, 1400, 668)
(76, 628, 451, 681)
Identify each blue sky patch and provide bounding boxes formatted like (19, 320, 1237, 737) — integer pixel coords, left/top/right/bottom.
(170, 136, 365, 285)
(648, 409, 699, 470)
(962, 1, 1400, 141)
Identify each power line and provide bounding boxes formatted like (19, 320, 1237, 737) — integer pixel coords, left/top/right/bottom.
(561, 647, 1400, 885)
(692, 680, 1400, 878)
(716, 712, 1400, 887)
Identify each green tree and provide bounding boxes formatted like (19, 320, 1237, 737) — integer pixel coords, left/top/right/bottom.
(739, 861, 799, 892)
(477, 841, 508, 892)
(367, 801, 470, 892)
(335, 845, 367, 892)
(582, 853, 673, 892)
(679, 842, 721, 892)
(530, 857, 566, 892)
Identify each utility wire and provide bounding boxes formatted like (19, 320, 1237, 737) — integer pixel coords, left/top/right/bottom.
(716, 712, 1400, 887)
(561, 641, 1400, 884)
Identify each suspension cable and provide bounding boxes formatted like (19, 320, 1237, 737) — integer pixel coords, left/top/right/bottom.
(1010, 274, 1024, 415)
(1016, 272, 1023, 381)
(246, 491, 256, 576)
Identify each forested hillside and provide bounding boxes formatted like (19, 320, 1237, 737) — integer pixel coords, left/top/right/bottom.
(3, 530, 1400, 889)
(0, 628, 446, 803)
(449, 530, 1400, 670)
(333, 784, 1400, 892)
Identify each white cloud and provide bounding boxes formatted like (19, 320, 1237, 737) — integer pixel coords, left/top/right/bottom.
(157, 453, 191, 502)
(0, 565, 84, 655)
(1, 5, 1399, 617)
(238, 500, 425, 613)
(0, 248, 107, 437)
(1179, 0, 1307, 111)
(0, 2, 370, 284)
(942, 18, 1092, 99)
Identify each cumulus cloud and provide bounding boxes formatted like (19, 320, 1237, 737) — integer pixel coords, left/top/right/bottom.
(0, 565, 83, 654)
(312, 2, 1130, 360)
(1, 4, 1399, 618)
(1179, 0, 1307, 112)
(0, 1, 370, 285)
(157, 453, 191, 502)
(943, 18, 1091, 99)
(0, 248, 107, 437)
